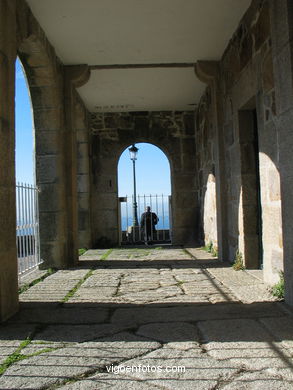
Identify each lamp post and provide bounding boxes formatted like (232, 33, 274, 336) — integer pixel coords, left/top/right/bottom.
(128, 144, 139, 227)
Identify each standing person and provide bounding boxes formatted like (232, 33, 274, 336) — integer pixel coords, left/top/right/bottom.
(140, 206, 159, 245)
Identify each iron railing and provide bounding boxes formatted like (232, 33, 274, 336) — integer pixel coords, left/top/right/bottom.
(119, 194, 172, 244)
(16, 182, 42, 277)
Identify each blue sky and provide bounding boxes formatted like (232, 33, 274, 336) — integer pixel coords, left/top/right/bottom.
(15, 58, 34, 184)
(118, 143, 171, 196)
(15, 58, 171, 196)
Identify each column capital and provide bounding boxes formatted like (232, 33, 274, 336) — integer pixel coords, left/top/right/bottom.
(64, 64, 90, 87)
(194, 61, 220, 85)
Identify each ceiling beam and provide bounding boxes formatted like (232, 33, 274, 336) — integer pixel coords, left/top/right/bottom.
(89, 63, 195, 70)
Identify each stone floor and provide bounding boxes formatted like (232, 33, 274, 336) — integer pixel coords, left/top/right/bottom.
(1, 247, 293, 389)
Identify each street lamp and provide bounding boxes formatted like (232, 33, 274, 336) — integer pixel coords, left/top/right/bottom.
(128, 144, 139, 227)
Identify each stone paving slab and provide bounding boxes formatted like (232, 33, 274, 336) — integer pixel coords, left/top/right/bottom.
(58, 373, 162, 390)
(0, 324, 37, 364)
(19, 269, 89, 303)
(260, 316, 293, 352)
(0, 332, 160, 389)
(109, 345, 240, 390)
(207, 266, 278, 303)
(18, 268, 48, 288)
(10, 306, 109, 324)
(111, 302, 286, 326)
(1, 247, 293, 389)
(220, 371, 293, 390)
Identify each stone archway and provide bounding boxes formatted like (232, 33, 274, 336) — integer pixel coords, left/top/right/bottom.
(90, 111, 199, 247)
(16, 4, 91, 268)
(117, 142, 172, 244)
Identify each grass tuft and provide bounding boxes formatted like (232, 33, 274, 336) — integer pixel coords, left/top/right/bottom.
(271, 272, 285, 300)
(0, 337, 32, 375)
(100, 248, 114, 260)
(78, 248, 87, 256)
(201, 241, 218, 257)
(232, 250, 245, 271)
(18, 268, 56, 295)
(62, 269, 94, 303)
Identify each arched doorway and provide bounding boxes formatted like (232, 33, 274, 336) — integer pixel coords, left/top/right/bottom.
(118, 143, 172, 245)
(90, 111, 198, 247)
(15, 57, 42, 277)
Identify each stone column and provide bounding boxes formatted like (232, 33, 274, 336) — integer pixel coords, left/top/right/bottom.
(0, 0, 18, 320)
(195, 61, 228, 260)
(64, 65, 91, 260)
(171, 136, 198, 245)
(76, 101, 92, 249)
(270, 0, 293, 304)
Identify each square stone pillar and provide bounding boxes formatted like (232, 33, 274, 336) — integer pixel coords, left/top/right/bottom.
(271, 0, 293, 305)
(0, 0, 19, 321)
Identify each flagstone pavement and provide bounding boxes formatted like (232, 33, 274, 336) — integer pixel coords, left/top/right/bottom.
(1, 247, 293, 389)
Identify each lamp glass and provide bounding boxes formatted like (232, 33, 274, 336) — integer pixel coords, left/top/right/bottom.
(128, 144, 139, 160)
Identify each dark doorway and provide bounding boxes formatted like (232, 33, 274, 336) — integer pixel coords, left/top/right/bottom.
(238, 108, 263, 269)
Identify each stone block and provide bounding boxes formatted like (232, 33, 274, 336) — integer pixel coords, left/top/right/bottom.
(224, 122, 234, 146)
(22, 64, 54, 87)
(78, 230, 91, 248)
(241, 174, 258, 206)
(0, 118, 14, 187)
(30, 85, 57, 109)
(273, 44, 293, 115)
(77, 142, 88, 159)
(39, 211, 65, 241)
(240, 144, 257, 174)
(254, 2, 270, 51)
(229, 145, 241, 176)
(270, 0, 293, 56)
(239, 33, 253, 70)
(242, 205, 258, 235)
(259, 121, 278, 162)
(268, 167, 281, 201)
(0, 246, 18, 321)
(38, 183, 63, 212)
(243, 235, 260, 269)
(262, 204, 282, 244)
(36, 155, 59, 183)
(262, 50, 274, 92)
(78, 209, 89, 231)
(0, 185, 16, 250)
(76, 128, 88, 143)
(278, 109, 293, 173)
(35, 130, 60, 155)
(74, 102, 87, 130)
(183, 113, 195, 135)
(33, 107, 62, 131)
(270, 248, 284, 272)
(134, 116, 149, 132)
(40, 241, 67, 268)
(77, 192, 90, 210)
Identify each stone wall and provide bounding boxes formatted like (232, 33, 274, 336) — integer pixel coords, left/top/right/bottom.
(90, 111, 198, 246)
(195, 0, 283, 284)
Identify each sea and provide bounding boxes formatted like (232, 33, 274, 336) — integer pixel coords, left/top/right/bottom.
(121, 215, 170, 231)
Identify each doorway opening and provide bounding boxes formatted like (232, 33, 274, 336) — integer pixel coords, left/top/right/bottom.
(15, 57, 42, 277)
(239, 108, 263, 269)
(118, 143, 172, 245)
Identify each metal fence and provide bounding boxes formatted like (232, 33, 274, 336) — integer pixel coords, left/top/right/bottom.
(119, 194, 172, 244)
(16, 182, 42, 277)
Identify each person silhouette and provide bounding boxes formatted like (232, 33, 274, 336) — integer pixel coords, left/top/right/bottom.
(140, 206, 159, 245)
